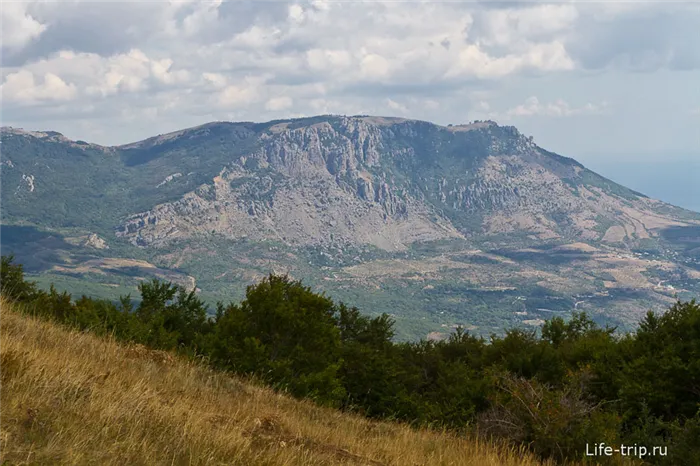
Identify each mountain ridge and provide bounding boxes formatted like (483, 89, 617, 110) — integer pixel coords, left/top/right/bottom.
(2, 115, 699, 339)
(108, 115, 686, 250)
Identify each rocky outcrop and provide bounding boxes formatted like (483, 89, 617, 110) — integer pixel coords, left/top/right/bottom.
(83, 233, 109, 249)
(113, 116, 698, 250)
(1, 127, 115, 153)
(116, 117, 464, 250)
(13, 173, 36, 197)
(156, 173, 183, 188)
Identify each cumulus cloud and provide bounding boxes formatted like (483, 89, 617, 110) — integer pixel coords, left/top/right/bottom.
(1, 2, 46, 49)
(202, 72, 227, 89)
(265, 96, 293, 111)
(0, 47, 194, 113)
(1, 70, 77, 104)
(504, 96, 609, 118)
(288, 4, 305, 23)
(385, 98, 408, 113)
(564, 3, 700, 71)
(3, 1, 693, 103)
(468, 4, 579, 53)
(0, 0, 697, 155)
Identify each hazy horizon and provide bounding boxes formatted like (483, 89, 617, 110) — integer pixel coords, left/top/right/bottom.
(583, 155, 700, 214)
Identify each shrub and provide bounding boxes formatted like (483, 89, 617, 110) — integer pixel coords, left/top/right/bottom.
(478, 371, 621, 462)
(0, 255, 38, 302)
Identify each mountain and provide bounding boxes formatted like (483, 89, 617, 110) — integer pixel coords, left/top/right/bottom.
(2, 116, 699, 339)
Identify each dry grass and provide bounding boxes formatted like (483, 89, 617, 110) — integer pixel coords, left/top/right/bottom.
(0, 300, 557, 466)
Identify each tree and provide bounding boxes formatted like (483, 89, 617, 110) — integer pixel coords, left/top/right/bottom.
(209, 274, 346, 405)
(0, 255, 38, 302)
(621, 300, 700, 422)
(134, 279, 210, 351)
(478, 371, 621, 463)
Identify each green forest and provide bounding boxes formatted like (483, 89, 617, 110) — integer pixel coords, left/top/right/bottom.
(2, 255, 699, 465)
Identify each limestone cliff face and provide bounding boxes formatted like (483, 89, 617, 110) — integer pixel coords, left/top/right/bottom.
(112, 116, 694, 251)
(115, 118, 461, 251)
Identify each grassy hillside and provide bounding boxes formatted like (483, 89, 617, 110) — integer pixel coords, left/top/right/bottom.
(0, 300, 554, 466)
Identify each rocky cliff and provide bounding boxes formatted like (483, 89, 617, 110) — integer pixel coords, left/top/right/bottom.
(111, 116, 690, 253)
(2, 116, 699, 339)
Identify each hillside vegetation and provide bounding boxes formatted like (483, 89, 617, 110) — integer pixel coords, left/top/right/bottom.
(1, 300, 550, 466)
(1, 256, 699, 465)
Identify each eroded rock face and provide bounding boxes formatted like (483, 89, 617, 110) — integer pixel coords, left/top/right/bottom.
(83, 233, 109, 250)
(113, 116, 691, 251)
(115, 117, 459, 250)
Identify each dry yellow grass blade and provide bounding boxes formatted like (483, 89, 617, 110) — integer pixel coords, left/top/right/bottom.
(0, 300, 560, 466)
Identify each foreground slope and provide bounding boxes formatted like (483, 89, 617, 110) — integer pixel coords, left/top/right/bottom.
(0, 301, 551, 466)
(2, 116, 699, 339)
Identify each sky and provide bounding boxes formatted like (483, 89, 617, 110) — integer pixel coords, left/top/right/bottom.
(1, 0, 699, 170)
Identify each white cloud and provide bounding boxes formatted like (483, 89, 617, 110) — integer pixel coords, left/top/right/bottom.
(424, 99, 440, 110)
(181, 0, 224, 37)
(265, 96, 293, 111)
(202, 72, 227, 89)
(477, 101, 490, 111)
(360, 53, 392, 81)
(150, 58, 190, 85)
(1, 48, 194, 101)
(447, 41, 574, 80)
(288, 4, 305, 24)
(386, 98, 408, 113)
(306, 49, 353, 73)
(0, 0, 697, 156)
(469, 5, 578, 49)
(311, 0, 331, 13)
(1, 70, 77, 104)
(1, 3, 46, 49)
(230, 26, 282, 50)
(504, 96, 609, 118)
(216, 76, 268, 109)
(219, 85, 256, 107)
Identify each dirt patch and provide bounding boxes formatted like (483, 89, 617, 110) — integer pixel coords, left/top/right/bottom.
(555, 242, 599, 253)
(358, 116, 409, 126)
(602, 226, 627, 243)
(445, 121, 495, 132)
(268, 122, 291, 133)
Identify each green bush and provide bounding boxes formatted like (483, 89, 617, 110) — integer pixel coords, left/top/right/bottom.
(207, 274, 346, 406)
(478, 371, 621, 463)
(0, 255, 38, 301)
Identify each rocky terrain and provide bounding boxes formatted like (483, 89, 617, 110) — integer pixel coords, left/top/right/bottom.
(2, 116, 699, 339)
(111, 117, 691, 250)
